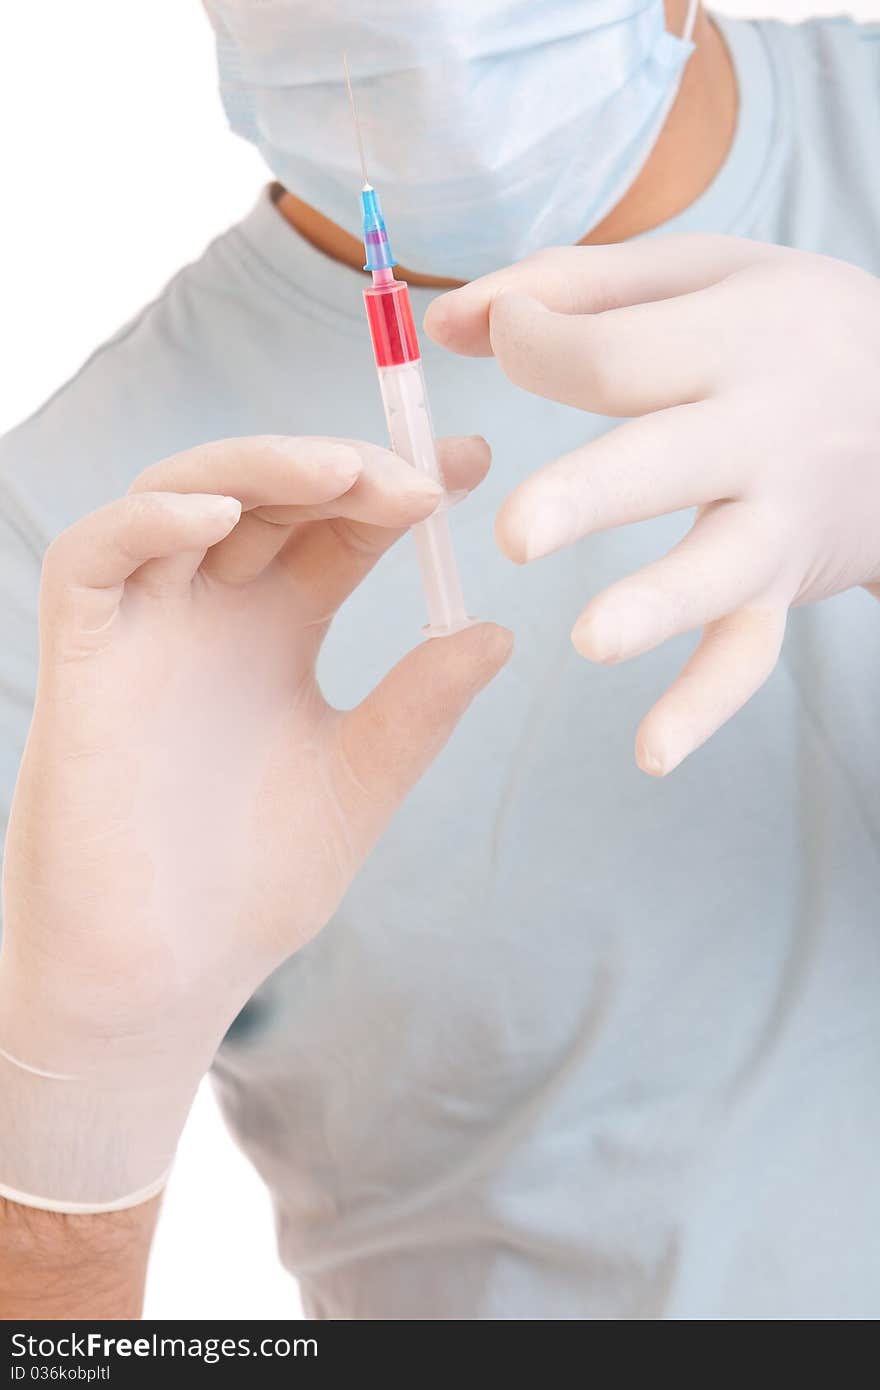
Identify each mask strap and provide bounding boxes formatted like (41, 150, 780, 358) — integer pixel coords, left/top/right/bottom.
(581, 0, 702, 238)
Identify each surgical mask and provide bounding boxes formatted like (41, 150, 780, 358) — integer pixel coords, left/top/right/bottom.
(204, 0, 698, 281)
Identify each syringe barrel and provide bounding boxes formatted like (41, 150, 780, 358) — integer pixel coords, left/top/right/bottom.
(376, 358, 470, 636)
(363, 278, 419, 366)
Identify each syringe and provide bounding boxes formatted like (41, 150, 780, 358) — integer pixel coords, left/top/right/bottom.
(344, 59, 472, 638)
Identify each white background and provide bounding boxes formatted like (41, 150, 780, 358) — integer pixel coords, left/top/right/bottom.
(1, 0, 875, 1322)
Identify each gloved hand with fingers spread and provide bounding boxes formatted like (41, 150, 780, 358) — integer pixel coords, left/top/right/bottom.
(425, 236, 880, 774)
(0, 433, 511, 1214)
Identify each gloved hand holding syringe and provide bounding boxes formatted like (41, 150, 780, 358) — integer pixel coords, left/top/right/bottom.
(345, 56, 473, 637)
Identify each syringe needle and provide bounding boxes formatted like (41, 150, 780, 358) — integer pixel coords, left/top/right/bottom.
(343, 52, 371, 191)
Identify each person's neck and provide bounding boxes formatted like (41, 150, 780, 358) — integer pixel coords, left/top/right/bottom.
(276, 2, 736, 290)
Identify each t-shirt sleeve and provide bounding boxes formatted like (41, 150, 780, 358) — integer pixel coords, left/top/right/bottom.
(758, 15, 880, 268)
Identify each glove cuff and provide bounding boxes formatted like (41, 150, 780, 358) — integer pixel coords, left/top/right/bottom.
(0, 1170, 169, 1215)
(0, 1047, 197, 1212)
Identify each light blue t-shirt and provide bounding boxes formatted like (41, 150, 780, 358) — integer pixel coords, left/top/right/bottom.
(2, 16, 880, 1318)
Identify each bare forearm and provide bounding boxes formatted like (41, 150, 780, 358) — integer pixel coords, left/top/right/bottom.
(0, 1195, 160, 1320)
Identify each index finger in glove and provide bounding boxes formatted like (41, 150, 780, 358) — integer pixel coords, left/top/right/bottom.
(130, 435, 365, 509)
(487, 285, 732, 417)
(129, 436, 443, 587)
(424, 236, 783, 358)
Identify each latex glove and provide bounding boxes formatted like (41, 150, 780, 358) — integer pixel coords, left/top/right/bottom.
(425, 236, 880, 774)
(0, 434, 511, 1212)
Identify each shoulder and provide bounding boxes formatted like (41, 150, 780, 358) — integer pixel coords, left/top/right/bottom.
(753, 13, 880, 122)
(751, 12, 880, 60)
(0, 294, 171, 548)
(724, 13, 880, 265)
(0, 223, 260, 545)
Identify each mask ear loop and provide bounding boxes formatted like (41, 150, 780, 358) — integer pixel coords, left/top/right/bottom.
(581, 0, 702, 238)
